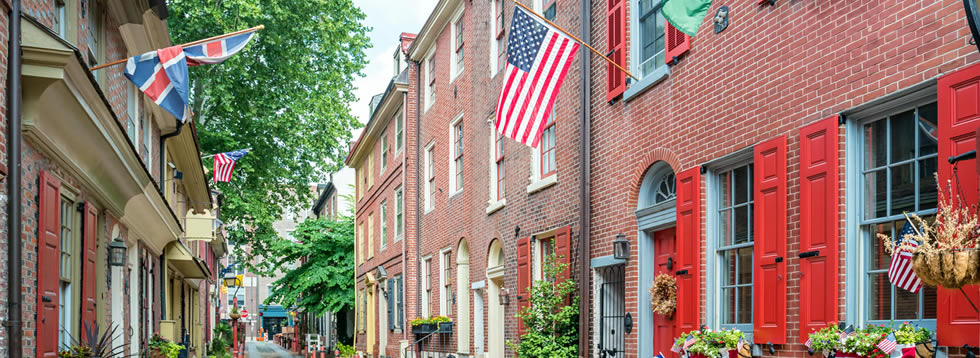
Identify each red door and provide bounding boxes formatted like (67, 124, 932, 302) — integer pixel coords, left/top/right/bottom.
(653, 228, 677, 356)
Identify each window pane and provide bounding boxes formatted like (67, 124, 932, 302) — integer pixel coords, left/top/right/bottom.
(723, 250, 736, 286)
(737, 286, 752, 324)
(918, 103, 938, 156)
(720, 171, 732, 208)
(720, 209, 732, 247)
(734, 205, 749, 244)
(891, 110, 916, 163)
(868, 272, 892, 321)
(894, 286, 919, 320)
(922, 285, 937, 318)
(865, 120, 888, 170)
(737, 246, 752, 285)
(891, 163, 915, 215)
(734, 165, 749, 204)
(919, 157, 938, 210)
(864, 170, 887, 219)
(870, 223, 893, 270)
(723, 287, 736, 324)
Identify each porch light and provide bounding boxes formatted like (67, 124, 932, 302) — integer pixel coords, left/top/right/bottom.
(498, 289, 510, 306)
(108, 238, 127, 266)
(613, 233, 630, 260)
(223, 272, 239, 287)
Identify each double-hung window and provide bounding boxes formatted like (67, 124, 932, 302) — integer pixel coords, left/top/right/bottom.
(392, 275, 403, 329)
(381, 131, 388, 172)
(637, 0, 666, 78)
(860, 101, 938, 327)
(59, 196, 75, 348)
(716, 163, 754, 331)
(380, 201, 387, 250)
(540, 112, 556, 177)
(423, 258, 432, 317)
(495, 129, 505, 201)
(441, 250, 452, 316)
(426, 51, 436, 110)
(452, 119, 464, 194)
(542, 0, 556, 20)
(142, 112, 151, 170)
(367, 212, 374, 259)
(128, 86, 139, 149)
(453, 13, 465, 78)
(395, 109, 404, 153)
(425, 144, 435, 211)
(54, 0, 66, 38)
(495, 0, 506, 73)
(395, 187, 404, 240)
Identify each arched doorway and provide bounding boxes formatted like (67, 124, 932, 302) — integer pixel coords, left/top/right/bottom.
(636, 162, 678, 357)
(486, 240, 506, 358)
(456, 239, 470, 354)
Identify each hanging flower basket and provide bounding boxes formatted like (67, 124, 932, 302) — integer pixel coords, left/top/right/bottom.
(650, 273, 678, 316)
(880, 174, 980, 289)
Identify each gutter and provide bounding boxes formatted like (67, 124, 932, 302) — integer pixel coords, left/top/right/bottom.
(5, 0, 24, 357)
(413, 59, 422, 325)
(577, 0, 593, 354)
(159, 119, 183, 196)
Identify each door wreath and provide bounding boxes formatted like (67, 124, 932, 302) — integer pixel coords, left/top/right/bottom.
(650, 273, 677, 316)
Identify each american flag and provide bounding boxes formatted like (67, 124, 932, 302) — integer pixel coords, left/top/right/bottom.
(655, 353, 665, 358)
(888, 222, 922, 293)
(683, 335, 697, 350)
(213, 149, 249, 182)
(494, 6, 579, 148)
(839, 325, 855, 341)
(124, 31, 256, 122)
(670, 340, 682, 353)
(877, 333, 898, 354)
(804, 337, 812, 348)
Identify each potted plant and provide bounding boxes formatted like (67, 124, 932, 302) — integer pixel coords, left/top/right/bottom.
(894, 323, 933, 358)
(432, 315, 453, 334)
(805, 324, 844, 356)
(59, 323, 131, 358)
(149, 334, 184, 358)
(675, 328, 745, 358)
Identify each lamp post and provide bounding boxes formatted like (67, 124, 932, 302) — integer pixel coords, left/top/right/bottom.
(224, 273, 242, 358)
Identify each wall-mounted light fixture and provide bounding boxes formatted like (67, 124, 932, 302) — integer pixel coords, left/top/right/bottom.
(108, 238, 127, 266)
(613, 233, 630, 260)
(498, 289, 510, 306)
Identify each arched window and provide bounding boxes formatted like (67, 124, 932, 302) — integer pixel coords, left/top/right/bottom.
(638, 162, 676, 210)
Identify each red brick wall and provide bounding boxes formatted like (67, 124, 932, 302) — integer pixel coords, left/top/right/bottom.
(589, 0, 979, 357)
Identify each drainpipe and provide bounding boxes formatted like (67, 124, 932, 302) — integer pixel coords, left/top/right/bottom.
(577, 0, 593, 354)
(413, 59, 422, 325)
(5, 0, 24, 356)
(159, 119, 183, 195)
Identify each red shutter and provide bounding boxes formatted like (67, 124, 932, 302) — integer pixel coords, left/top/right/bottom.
(664, 22, 690, 65)
(752, 136, 787, 344)
(798, 115, 840, 341)
(937, 62, 980, 346)
(38, 171, 61, 358)
(675, 167, 701, 335)
(605, 0, 626, 102)
(82, 202, 98, 331)
(554, 226, 572, 283)
(516, 236, 531, 336)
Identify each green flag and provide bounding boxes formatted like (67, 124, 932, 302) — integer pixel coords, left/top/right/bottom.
(662, 0, 713, 37)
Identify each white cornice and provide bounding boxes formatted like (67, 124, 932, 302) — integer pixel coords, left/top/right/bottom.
(407, 0, 463, 60)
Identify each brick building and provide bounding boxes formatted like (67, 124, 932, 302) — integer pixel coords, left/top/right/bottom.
(0, 1, 225, 357)
(588, 0, 980, 357)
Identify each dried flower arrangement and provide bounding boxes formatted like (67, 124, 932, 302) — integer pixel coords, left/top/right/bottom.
(650, 273, 678, 316)
(879, 174, 980, 288)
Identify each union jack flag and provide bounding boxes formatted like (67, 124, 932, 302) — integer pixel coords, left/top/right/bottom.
(213, 149, 249, 182)
(888, 222, 922, 293)
(124, 32, 256, 122)
(495, 6, 579, 148)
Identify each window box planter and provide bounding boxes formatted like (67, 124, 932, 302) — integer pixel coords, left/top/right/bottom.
(412, 323, 434, 335)
(684, 350, 738, 358)
(437, 322, 453, 334)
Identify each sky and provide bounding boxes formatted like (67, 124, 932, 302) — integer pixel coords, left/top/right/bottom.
(350, 0, 439, 138)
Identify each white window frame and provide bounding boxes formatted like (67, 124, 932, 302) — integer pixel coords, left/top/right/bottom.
(624, 0, 671, 101)
(367, 212, 374, 259)
(425, 48, 436, 112)
(440, 248, 452, 316)
(487, 119, 506, 214)
(449, 112, 465, 197)
(380, 200, 388, 250)
(422, 256, 432, 318)
(489, 0, 501, 77)
(54, 0, 66, 37)
(844, 87, 939, 331)
(450, 5, 466, 81)
(127, 85, 139, 148)
(381, 130, 388, 173)
(142, 112, 152, 170)
(395, 186, 404, 240)
(395, 108, 404, 154)
(424, 143, 436, 213)
(528, 112, 558, 194)
(533, 235, 554, 282)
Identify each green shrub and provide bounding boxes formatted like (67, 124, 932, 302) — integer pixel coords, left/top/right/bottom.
(507, 253, 579, 358)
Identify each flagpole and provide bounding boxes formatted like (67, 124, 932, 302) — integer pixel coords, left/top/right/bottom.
(201, 148, 252, 159)
(512, 1, 637, 80)
(89, 25, 265, 71)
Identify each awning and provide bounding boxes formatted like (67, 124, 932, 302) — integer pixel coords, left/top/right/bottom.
(259, 305, 289, 319)
(166, 241, 211, 279)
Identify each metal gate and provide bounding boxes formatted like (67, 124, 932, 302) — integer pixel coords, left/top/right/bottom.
(598, 265, 626, 357)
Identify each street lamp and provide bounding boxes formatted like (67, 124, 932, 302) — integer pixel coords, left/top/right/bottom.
(224, 272, 243, 358)
(223, 272, 239, 287)
(108, 238, 127, 266)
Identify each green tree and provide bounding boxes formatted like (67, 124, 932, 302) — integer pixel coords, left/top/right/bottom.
(507, 254, 579, 358)
(166, 0, 370, 272)
(263, 217, 355, 315)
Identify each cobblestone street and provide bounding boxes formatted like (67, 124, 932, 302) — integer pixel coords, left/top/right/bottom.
(246, 341, 301, 358)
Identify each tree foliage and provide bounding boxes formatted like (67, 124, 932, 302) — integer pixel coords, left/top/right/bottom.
(263, 217, 355, 315)
(507, 254, 579, 358)
(166, 0, 370, 273)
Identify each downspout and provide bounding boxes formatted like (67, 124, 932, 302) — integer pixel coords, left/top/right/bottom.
(413, 59, 422, 325)
(577, 0, 593, 355)
(159, 119, 184, 195)
(5, 0, 23, 357)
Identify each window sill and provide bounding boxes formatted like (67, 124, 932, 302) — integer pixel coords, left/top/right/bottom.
(450, 189, 463, 199)
(623, 65, 670, 102)
(526, 175, 557, 194)
(485, 199, 506, 215)
(425, 206, 434, 215)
